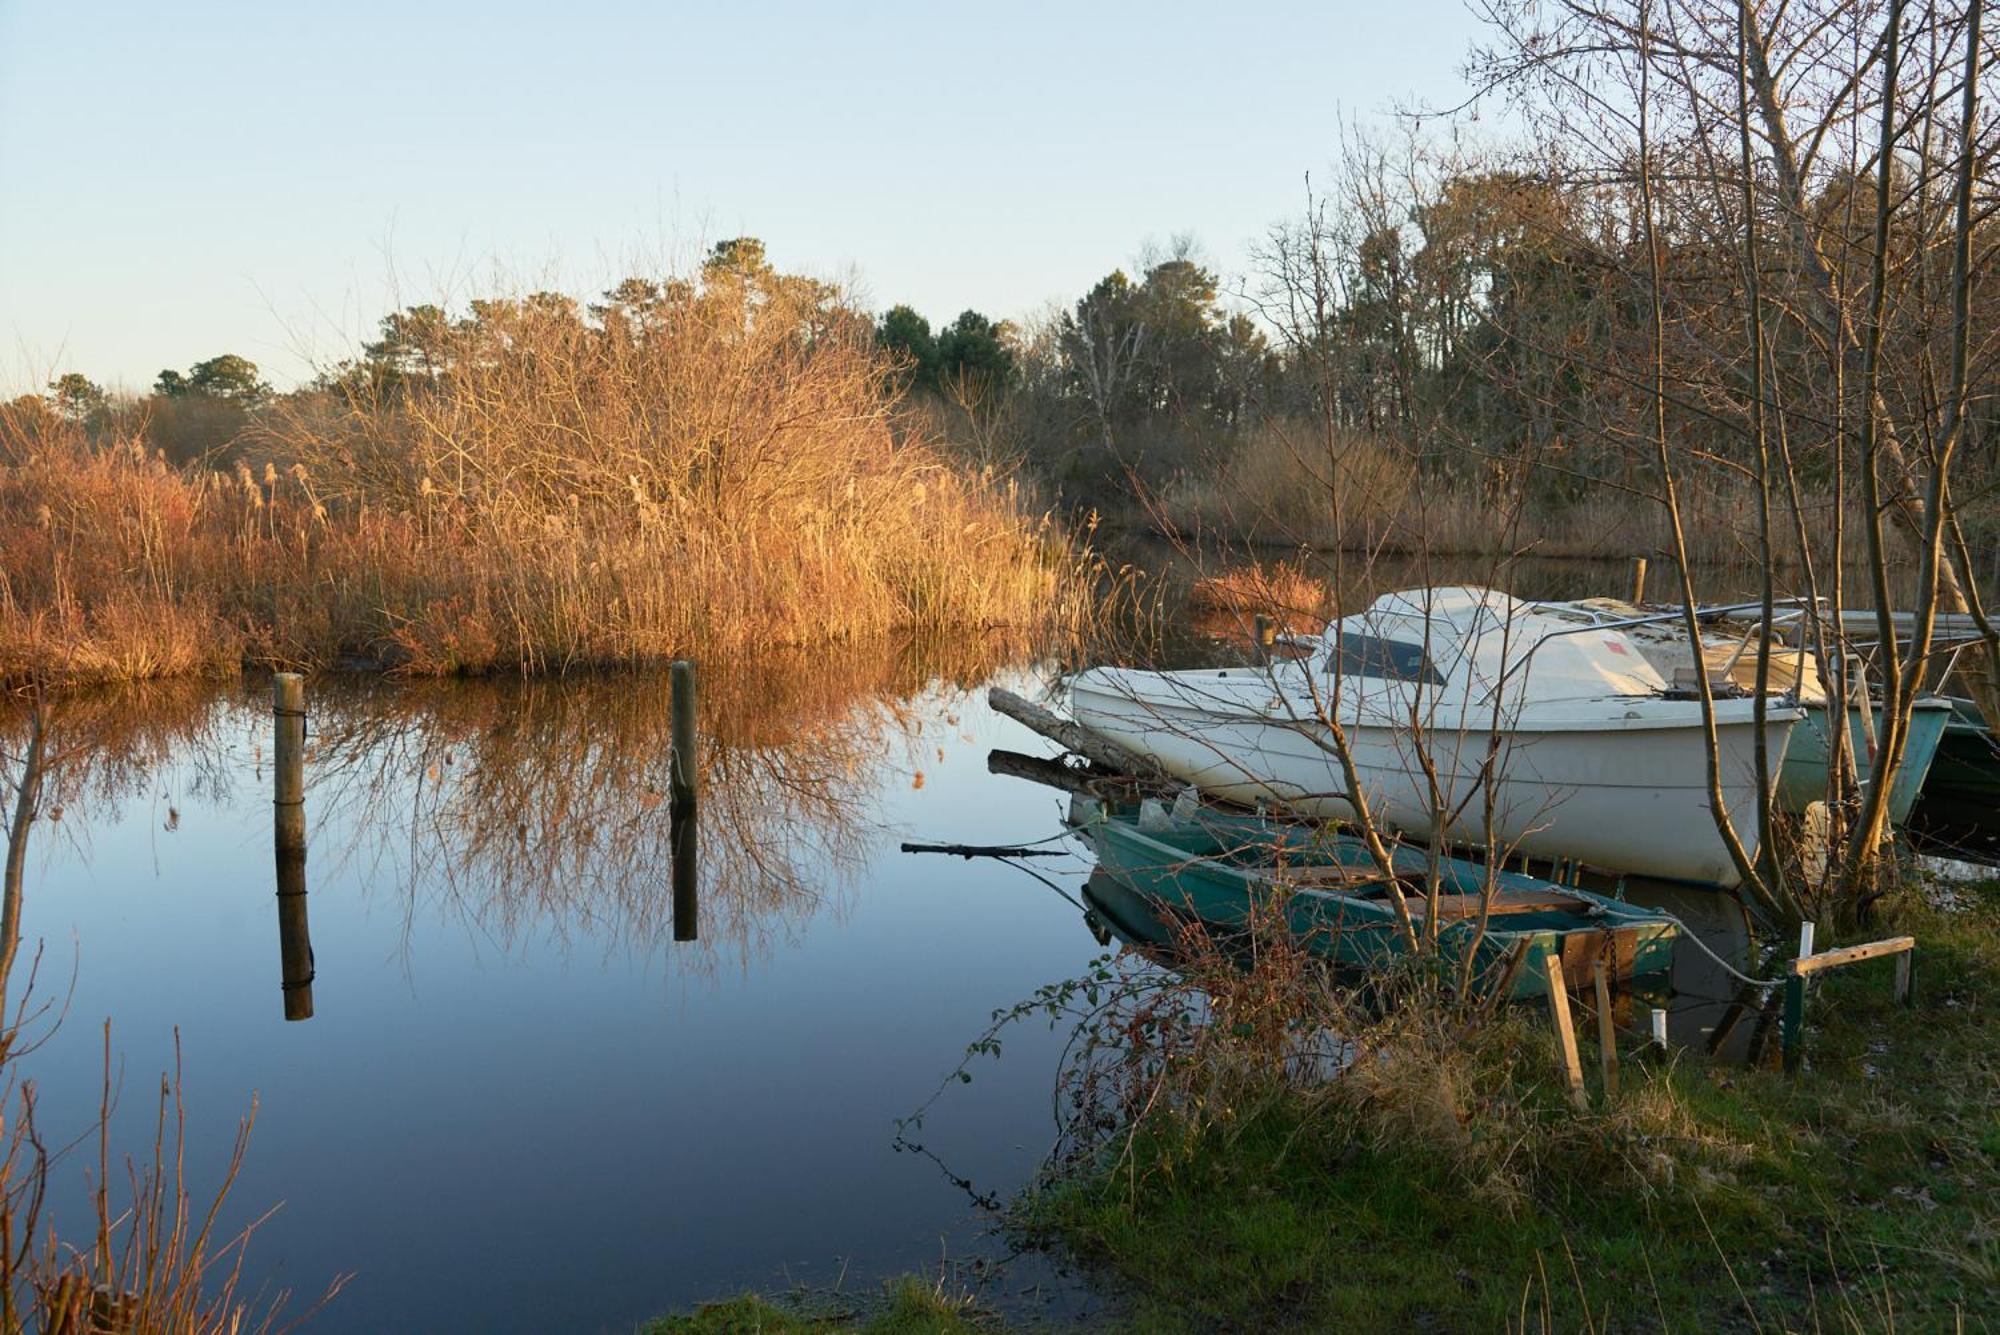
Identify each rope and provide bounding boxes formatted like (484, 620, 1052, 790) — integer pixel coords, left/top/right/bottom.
(1651, 911, 1787, 988)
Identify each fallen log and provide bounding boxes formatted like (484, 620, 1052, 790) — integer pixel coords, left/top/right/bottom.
(986, 687, 1176, 784)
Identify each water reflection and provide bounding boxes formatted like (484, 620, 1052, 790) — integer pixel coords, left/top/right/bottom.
(0, 639, 1029, 978)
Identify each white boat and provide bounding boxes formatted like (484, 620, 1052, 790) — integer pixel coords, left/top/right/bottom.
(1539, 598, 1952, 822)
(1069, 586, 1802, 888)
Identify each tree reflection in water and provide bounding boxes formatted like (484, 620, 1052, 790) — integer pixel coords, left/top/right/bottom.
(0, 633, 1039, 976)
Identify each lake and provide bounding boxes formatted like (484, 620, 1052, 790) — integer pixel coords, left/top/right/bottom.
(0, 586, 1788, 1332)
(1, 646, 1124, 1332)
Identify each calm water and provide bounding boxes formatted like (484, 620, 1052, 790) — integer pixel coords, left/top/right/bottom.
(1, 559, 1836, 1331)
(3, 650, 1117, 1333)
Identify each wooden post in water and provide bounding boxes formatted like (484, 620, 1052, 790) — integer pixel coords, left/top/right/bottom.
(1252, 614, 1275, 663)
(272, 673, 314, 1021)
(1543, 955, 1587, 1109)
(669, 659, 699, 941)
(671, 806, 698, 942)
(670, 660, 699, 811)
(1629, 556, 1649, 604)
(1591, 958, 1619, 1098)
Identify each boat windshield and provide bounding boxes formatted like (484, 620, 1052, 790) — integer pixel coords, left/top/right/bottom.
(1325, 632, 1445, 685)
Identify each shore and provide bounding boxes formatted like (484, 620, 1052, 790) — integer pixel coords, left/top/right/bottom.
(650, 880, 1998, 1331)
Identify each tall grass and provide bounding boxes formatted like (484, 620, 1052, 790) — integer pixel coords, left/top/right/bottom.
(1154, 417, 1883, 565)
(0, 270, 1100, 686)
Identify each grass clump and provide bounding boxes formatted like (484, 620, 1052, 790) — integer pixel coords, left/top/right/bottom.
(997, 882, 1998, 1330)
(0, 247, 1102, 687)
(646, 1276, 982, 1334)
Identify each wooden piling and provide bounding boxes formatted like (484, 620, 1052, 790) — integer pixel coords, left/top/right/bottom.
(1252, 614, 1275, 662)
(272, 673, 314, 1021)
(670, 659, 699, 810)
(1543, 955, 1587, 1109)
(671, 805, 698, 942)
(1591, 958, 1619, 1098)
(1629, 556, 1649, 604)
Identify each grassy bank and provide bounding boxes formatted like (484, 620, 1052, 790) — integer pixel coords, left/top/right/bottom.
(1021, 888, 1997, 1330)
(646, 1280, 979, 1334)
(0, 265, 1098, 687)
(647, 883, 1996, 1332)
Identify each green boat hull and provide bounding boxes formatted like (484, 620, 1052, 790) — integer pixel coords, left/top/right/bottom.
(1777, 698, 1950, 821)
(1926, 698, 2000, 804)
(1077, 804, 1679, 1002)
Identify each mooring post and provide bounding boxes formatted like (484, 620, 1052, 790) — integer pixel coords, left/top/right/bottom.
(1252, 614, 1275, 663)
(1591, 958, 1619, 1098)
(1543, 955, 1587, 1109)
(1629, 556, 1649, 604)
(670, 659, 699, 811)
(272, 673, 314, 1021)
(671, 806, 698, 942)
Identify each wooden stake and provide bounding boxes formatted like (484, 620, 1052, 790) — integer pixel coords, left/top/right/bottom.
(1591, 958, 1619, 1098)
(1543, 954, 1587, 1108)
(1894, 949, 1914, 1005)
(670, 659, 699, 810)
(1629, 556, 1649, 604)
(671, 806, 698, 942)
(272, 673, 313, 1021)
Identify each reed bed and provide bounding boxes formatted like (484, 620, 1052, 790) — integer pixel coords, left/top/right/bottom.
(0, 274, 1100, 687)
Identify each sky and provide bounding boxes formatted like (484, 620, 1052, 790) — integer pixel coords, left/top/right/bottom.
(0, 0, 1490, 394)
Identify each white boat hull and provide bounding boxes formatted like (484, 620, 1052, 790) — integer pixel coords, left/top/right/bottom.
(1071, 666, 1796, 888)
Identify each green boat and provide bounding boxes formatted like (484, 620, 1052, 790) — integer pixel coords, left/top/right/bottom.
(1927, 697, 2000, 805)
(1072, 798, 1679, 1002)
(1777, 696, 1952, 821)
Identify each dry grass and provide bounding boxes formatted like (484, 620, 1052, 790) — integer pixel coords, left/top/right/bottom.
(0, 269, 1099, 687)
(1161, 421, 1416, 545)
(1153, 418, 1884, 568)
(1185, 560, 1332, 639)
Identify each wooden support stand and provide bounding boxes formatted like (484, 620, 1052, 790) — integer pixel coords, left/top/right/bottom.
(272, 673, 314, 1021)
(1544, 954, 1587, 1109)
(1591, 958, 1619, 1098)
(1781, 933, 1916, 1073)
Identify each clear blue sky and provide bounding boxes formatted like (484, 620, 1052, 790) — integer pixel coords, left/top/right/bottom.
(0, 0, 1487, 394)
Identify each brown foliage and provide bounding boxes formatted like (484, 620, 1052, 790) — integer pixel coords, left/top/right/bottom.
(0, 272, 1096, 687)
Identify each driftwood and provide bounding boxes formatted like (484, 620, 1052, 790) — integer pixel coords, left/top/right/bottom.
(898, 841, 1069, 859)
(986, 687, 1176, 784)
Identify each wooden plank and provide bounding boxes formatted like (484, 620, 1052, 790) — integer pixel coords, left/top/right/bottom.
(1790, 936, 1916, 976)
(988, 687, 1177, 783)
(1592, 957, 1619, 1099)
(1544, 955, 1588, 1109)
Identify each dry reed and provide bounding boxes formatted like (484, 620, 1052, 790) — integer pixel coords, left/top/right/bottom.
(0, 269, 1100, 687)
